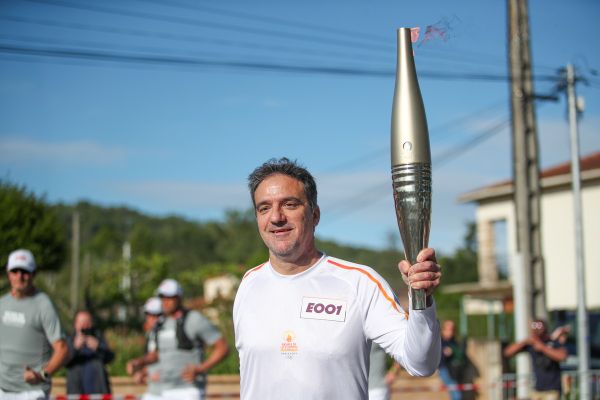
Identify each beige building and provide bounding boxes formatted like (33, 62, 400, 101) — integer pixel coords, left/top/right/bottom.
(203, 274, 240, 304)
(457, 151, 600, 311)
(446, 152, 600, 400)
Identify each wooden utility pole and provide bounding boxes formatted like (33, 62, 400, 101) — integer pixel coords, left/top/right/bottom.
(508, 0, 546, 321)
(70, 210, 80, 314)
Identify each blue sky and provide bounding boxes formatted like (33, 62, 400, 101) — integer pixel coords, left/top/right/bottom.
(1, 0, 599, 254)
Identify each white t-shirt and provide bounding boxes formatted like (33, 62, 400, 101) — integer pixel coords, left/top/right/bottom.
(233, 254, 441, 400)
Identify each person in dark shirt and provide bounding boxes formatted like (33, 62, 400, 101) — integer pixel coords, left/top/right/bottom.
(439, 320, 463, 400)
(65, 310, 114, 395)
(503, 319, 567, 400)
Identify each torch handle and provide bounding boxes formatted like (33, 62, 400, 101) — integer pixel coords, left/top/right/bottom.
(392, 163, 431, 310)
(410, 288, 428, 311)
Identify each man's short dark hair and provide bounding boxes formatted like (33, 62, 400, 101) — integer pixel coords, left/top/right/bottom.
(248, 157, 318, 211)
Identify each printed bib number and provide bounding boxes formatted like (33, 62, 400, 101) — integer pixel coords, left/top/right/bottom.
(300, 297, 346, 322)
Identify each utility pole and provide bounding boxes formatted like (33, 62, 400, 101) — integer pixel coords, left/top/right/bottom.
(508, 1, 546, 397)
(70, 210, 80, 314)
(564, 63, 590, 400)
(120, 241, 132, 320)
(508, 0, 546, 319)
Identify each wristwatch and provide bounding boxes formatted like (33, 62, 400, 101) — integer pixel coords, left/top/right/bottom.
(39, 370, 51, 382)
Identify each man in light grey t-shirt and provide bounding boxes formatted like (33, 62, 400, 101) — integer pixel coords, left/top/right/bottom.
(368, 343, 402, 400)
(0, 249, 69, 400)
(128, 279, 229, 400)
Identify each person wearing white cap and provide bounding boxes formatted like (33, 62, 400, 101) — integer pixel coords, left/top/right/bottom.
(0, 249, 69, 399)
(128, 297, 164, 400)
(128, 280, 229, 400)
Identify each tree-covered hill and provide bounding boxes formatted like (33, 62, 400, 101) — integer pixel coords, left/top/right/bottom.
(1, 180, 479, 374)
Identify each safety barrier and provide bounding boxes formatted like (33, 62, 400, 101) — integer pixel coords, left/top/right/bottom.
(52, 371, 600, 400)
(501, 370, 600, 400)
(51, 394, 242, 400)
(388, 382, 479, 393)
(53, 396, 138, 400)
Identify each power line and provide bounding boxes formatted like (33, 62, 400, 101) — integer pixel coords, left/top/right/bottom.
(24, 0, 393, 52)
(143, 0, 389, 43)
(147, 0, 563, 73)
(322, 179, 390, 223)
(433, 119, 510, 167)
(0, 15, 508, 72)
(0, 15, 392, 64)
(0, 43, 393, 76)
(322, 117, 510, 223)
(323, 148, 386, 173)
(0, 42, 562, 82)
(321, 99, 508, 173)
(2, 12, 563, 74)
(0, 33, 376, 69)
(20, 0, 563, 73)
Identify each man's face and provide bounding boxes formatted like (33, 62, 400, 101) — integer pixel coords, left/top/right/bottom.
(7, 268, 34, 295)
(442, 320, 456, 340)
(253, 174, 320, 264)
(74, 311, 93, 332)
(530, 320, 546, 337)
(160, 296, 180, 316)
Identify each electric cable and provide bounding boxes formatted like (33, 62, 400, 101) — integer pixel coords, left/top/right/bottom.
(0, 42, 561, 82)
(322, 117, 510, 223)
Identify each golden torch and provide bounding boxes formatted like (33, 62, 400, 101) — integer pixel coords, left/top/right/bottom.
(391, 28, 432, 310)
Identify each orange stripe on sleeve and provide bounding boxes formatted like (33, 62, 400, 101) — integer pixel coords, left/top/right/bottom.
(326, 259, 403, 314)
(242, 262, 267, 280)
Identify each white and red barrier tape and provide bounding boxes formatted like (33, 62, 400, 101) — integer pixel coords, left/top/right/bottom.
(389, 382, 479, 393)
(51, 394, 241, 400)
(52, 396, 137, 400)
(51, 384, 483, 399)
(51, 373, 600, 399)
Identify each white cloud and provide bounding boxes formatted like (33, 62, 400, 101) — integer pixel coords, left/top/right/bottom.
(116, 180, 249, 210)
(0, 137, 127, 165)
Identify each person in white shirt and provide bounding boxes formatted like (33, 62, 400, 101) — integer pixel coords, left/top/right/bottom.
(233, 157, 442, 400)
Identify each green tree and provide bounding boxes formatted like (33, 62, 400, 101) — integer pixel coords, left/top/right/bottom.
(215, 209, 268, 267)
(435, 222, 479, 328)
(0, 181, 67, 271)
(438, 221, 479, 285)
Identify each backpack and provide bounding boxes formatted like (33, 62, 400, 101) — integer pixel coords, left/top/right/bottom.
(150, 309, 199, 351)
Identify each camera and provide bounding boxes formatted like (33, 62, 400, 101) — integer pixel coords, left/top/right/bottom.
(81, 327, 94, 336)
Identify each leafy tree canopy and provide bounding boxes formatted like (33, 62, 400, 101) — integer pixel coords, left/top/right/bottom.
(0, 181, 67, 271)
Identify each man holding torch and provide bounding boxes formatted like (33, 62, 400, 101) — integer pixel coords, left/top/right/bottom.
(233, 157, 442, 400)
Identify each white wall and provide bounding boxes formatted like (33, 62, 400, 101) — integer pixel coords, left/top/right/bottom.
(541, 184, 600, 310)
(475, 183, 600, 310)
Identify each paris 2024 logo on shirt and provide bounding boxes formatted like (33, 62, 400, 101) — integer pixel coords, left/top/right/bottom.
(280, 330, 299, 360)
